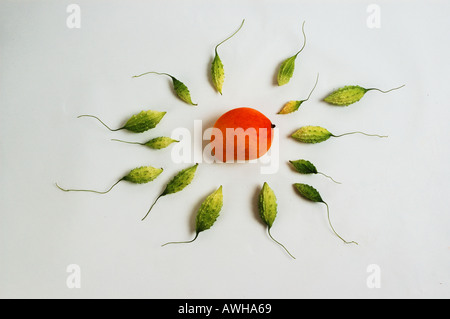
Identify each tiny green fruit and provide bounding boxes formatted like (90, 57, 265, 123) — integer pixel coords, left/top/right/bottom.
(293, 183, 358, 245)
(277, 21, 306, 86)
(142, 163, 199, 220)
(211, 19, 245, 94)
(291, 125, 387, 144)
(289, 159, 341, 184)
(112, 136, 179, 150)
(278, 73, 319, 114)
(162, 186, 223, 246)
(258, 182, 295, 259)
(323, 84, 405, 106)
(77, 110, 166, 133)
(132, 71, 197, 105)
(56, 165, 163, 194)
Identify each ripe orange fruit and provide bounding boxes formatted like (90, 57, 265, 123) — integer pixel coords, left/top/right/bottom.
(211, 107, 275, 162)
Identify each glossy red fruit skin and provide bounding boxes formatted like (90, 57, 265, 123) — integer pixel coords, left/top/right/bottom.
(212, 107, 274, 162)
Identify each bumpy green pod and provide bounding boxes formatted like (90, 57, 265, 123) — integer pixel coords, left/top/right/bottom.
(258, 182, 295, 259)
(142, 163, 199, 220)
(323, 84, 405, 106)
(112, 136, 179, 150)
(162, 186, 223, 246)
(211, 19, 245, 94)
(293, 183, 358, 245)
(277, 21, 306, 86)
(132, 71, 197, 105)
(78, 110, 166, 133)
(289, 159, 341, 184)
(56, 165, 163, 194)
(291, 125, 387, 144)
(291, 126, 333, 143)
(278, 73, 319, 114)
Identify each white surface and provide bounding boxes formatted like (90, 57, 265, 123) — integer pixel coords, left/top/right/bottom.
(1, 0, 449, 299)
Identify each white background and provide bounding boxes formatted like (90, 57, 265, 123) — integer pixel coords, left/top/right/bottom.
(1, 0, 449, 299)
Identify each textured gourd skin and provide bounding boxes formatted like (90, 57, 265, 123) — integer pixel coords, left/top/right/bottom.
(145, 137, 178, 149)
(162, 164, 198, 196)
(291, 126, 332, 144)
(258, 182, 277, 228)
(211, 54, 225, 94)
(123, 166, 163, 184)
(277, 55, 297, 86)
(123, 110, 166, 133)
(171, 76, 197, 106)
(278, 100, 302, 114)
(323, 86, 368, 106)
(196, 186, 223, 233)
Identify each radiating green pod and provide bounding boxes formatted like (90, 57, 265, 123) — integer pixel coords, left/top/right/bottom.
(132, 71, 197, 105)
(112, 136, 179, 150)
(289, 159, 341, 184)
(278, 73, 319, 114)
(56, 165, 163, 194)
(293, 183, 358, 245)
(211, 19, 245, 94)
(162, 186, 223, 246)
(277, 21, 306, 86)
(258, 182, 295, 259)
(323, 84, 405, 106)
(78, 110, 166, 133)
(142, 163, 199, 220)
(291, 125, 387, 144)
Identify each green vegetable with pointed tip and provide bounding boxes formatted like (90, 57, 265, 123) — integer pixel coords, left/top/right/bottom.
(289, 159, 341, 184)
(277, 20, 306, 86)
(132, 71, 197, 105)
(294, 183, 358, 245)
(162, 186, 223, 246)
(278, 73, 319, 114)
(291, 125, 387, 144)
(112, 136, 179, 150)
(323, 84, 405, 106)
(142, 163, 199, 220)
(78, 110, 166, 133)
(258, 182, 295, 259)
(211, 19, 245, 94)
(56, 165, 163, 194)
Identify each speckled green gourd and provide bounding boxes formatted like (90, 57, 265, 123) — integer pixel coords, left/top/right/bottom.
(294, 183, 358, 245)
(142, 163, 199, 220)
(278, 73, 319, 114)
(291, 126, 332, 143)
(258, 182, 295, 259)
(324, 84, 405, 106)
(123, 166, 164, 184)
(277, 21, 306, 86)
(291, 125, 387, 144)
(132, 71, 197, 105)
(112, 136, 179, 150)
(211, 19, 245, 94)
(77, 110, 166, 133)
(56, 165, 163, 194)
(162, 186, 223, 246)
